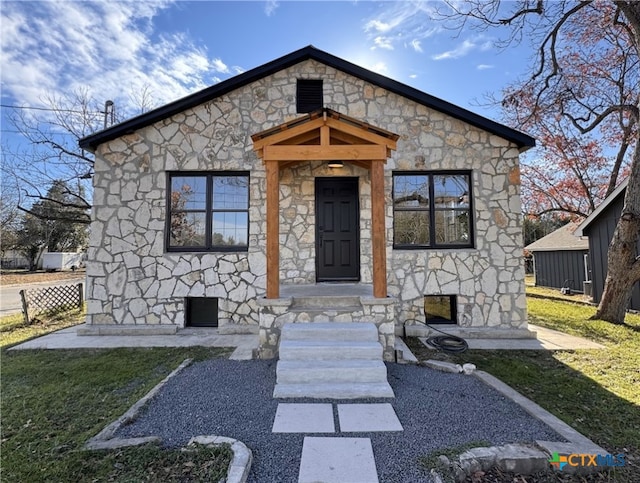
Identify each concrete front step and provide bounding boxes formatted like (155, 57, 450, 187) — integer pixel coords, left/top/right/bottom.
(290, 296, 361, 310)
(274, 322, 394, 399)
(276, 360, 388, 384)
(281, 322, 379, 342)
(288, 307, 364, 316)
(279, 340, 382, 361)
(273, 382, 395, 399)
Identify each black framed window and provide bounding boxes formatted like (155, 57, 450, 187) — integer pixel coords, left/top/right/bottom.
(167, 172, 249, 251)
(393, 171, 473, 248)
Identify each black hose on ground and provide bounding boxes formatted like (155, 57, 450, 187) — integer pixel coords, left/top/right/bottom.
(424, 333, 469, 353)
(404, 319, 469, 353)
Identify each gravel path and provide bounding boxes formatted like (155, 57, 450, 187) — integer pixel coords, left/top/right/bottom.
(117, 359, 565, 482)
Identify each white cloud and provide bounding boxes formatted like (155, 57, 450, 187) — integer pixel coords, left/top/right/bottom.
(430, 35, 495, 61)
(477, 64, 494, 70)
(364, 19, 393, 33)
(212, 59, 230, 74)
(480, 40, 493, 51)
(264, 0, 279, 16)
(432, 39, 477, 60)
(369, 62, 388, 74)
(372, 36, 394, 51)
(363, 2, 441, 52)
(0, 1, 239, 119)
(409, 74, 418, 79)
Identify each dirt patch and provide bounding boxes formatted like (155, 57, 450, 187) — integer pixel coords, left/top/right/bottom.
(0, 270, 86, 286)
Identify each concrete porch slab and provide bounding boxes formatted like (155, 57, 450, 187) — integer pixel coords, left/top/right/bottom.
(272, 403, 335, 433)
(417, 324, 604, 351)
(9, 324, 259, 360)
(338, 403, 403, 432)
(298, 437, 378, 483)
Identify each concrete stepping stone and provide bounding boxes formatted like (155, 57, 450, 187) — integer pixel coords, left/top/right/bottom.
(298, 437, 379, 483)
(338, 403, 403, 432)
(272, 403, 335, 433)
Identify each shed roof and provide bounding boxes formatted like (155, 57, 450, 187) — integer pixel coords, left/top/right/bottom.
(574, 178, 629, 236)
(525, 222, 589, 252)
(78, 45, 535, 152)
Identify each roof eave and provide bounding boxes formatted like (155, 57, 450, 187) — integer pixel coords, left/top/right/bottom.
(527, 246, 589, 252)
(574, 178, 629, 236)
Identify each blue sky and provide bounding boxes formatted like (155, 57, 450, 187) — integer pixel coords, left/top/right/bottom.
(1, 0, 534, 151)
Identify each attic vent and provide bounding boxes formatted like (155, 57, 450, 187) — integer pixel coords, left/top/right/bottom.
(296, 79, 323, 113)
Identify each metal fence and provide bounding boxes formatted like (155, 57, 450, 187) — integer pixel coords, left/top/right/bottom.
(19, 283, 84, 324)
(1, 257, 29, 269)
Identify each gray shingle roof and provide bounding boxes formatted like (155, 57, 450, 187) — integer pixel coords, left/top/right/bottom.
(525, 222, 589, 252)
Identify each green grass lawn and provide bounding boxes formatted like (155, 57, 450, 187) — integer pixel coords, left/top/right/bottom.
(407, 299, 640, 481)
(1, 310, 235, 482)
(0, 308, 87, 349)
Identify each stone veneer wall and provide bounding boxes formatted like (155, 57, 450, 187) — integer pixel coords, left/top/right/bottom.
(86, 58, 526, 341)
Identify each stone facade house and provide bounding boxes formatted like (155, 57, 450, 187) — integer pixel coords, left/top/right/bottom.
(79, 46, 535, 361)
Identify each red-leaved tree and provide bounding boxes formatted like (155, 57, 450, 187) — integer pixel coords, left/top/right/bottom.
(438, 1, 640, 323)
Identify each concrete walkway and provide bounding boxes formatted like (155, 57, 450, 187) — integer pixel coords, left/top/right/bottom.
(273, 402, 403, 481)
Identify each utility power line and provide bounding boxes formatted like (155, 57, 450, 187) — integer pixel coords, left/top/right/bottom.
(0, 104, 100, 115)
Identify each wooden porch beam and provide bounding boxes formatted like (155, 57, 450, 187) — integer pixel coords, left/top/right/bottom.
(320, 125, 330, 146)
(263, 144, 387, 161)
(252, 117, 326, 150)
(265, 160, 279, 298)
(370, 159, 387, 298)
(347, 160, 371, 170)
(325, 117, 397, 149)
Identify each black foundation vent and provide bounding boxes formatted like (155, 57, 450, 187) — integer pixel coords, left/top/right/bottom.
(186, 297, 218, 327)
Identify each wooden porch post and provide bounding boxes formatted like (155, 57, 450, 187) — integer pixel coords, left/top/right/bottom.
(370, 159, 387, 298)
(265, 160, 279, 298)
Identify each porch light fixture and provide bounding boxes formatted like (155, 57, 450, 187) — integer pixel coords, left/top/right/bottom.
(328, 161, 344, 168)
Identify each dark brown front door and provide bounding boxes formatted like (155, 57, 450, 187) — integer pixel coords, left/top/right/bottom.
(315, 177, 360, 281)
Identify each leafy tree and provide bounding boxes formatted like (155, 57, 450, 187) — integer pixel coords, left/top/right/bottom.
(523, 216, 568, 247)
(0, 185, 20, 260)
(438, 1, 640, 323)
(30, 180, 89, 251)
(14, 180, 88, 270)
(15, 213, 46, 271)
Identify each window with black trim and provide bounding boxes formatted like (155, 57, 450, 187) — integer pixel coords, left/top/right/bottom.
(393, 171, 473, 248)
(167, 172, 249, 251)
(296, 79, 323, 113)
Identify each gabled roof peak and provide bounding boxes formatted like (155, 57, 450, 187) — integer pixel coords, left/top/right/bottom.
(79, 45, 535, 152)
